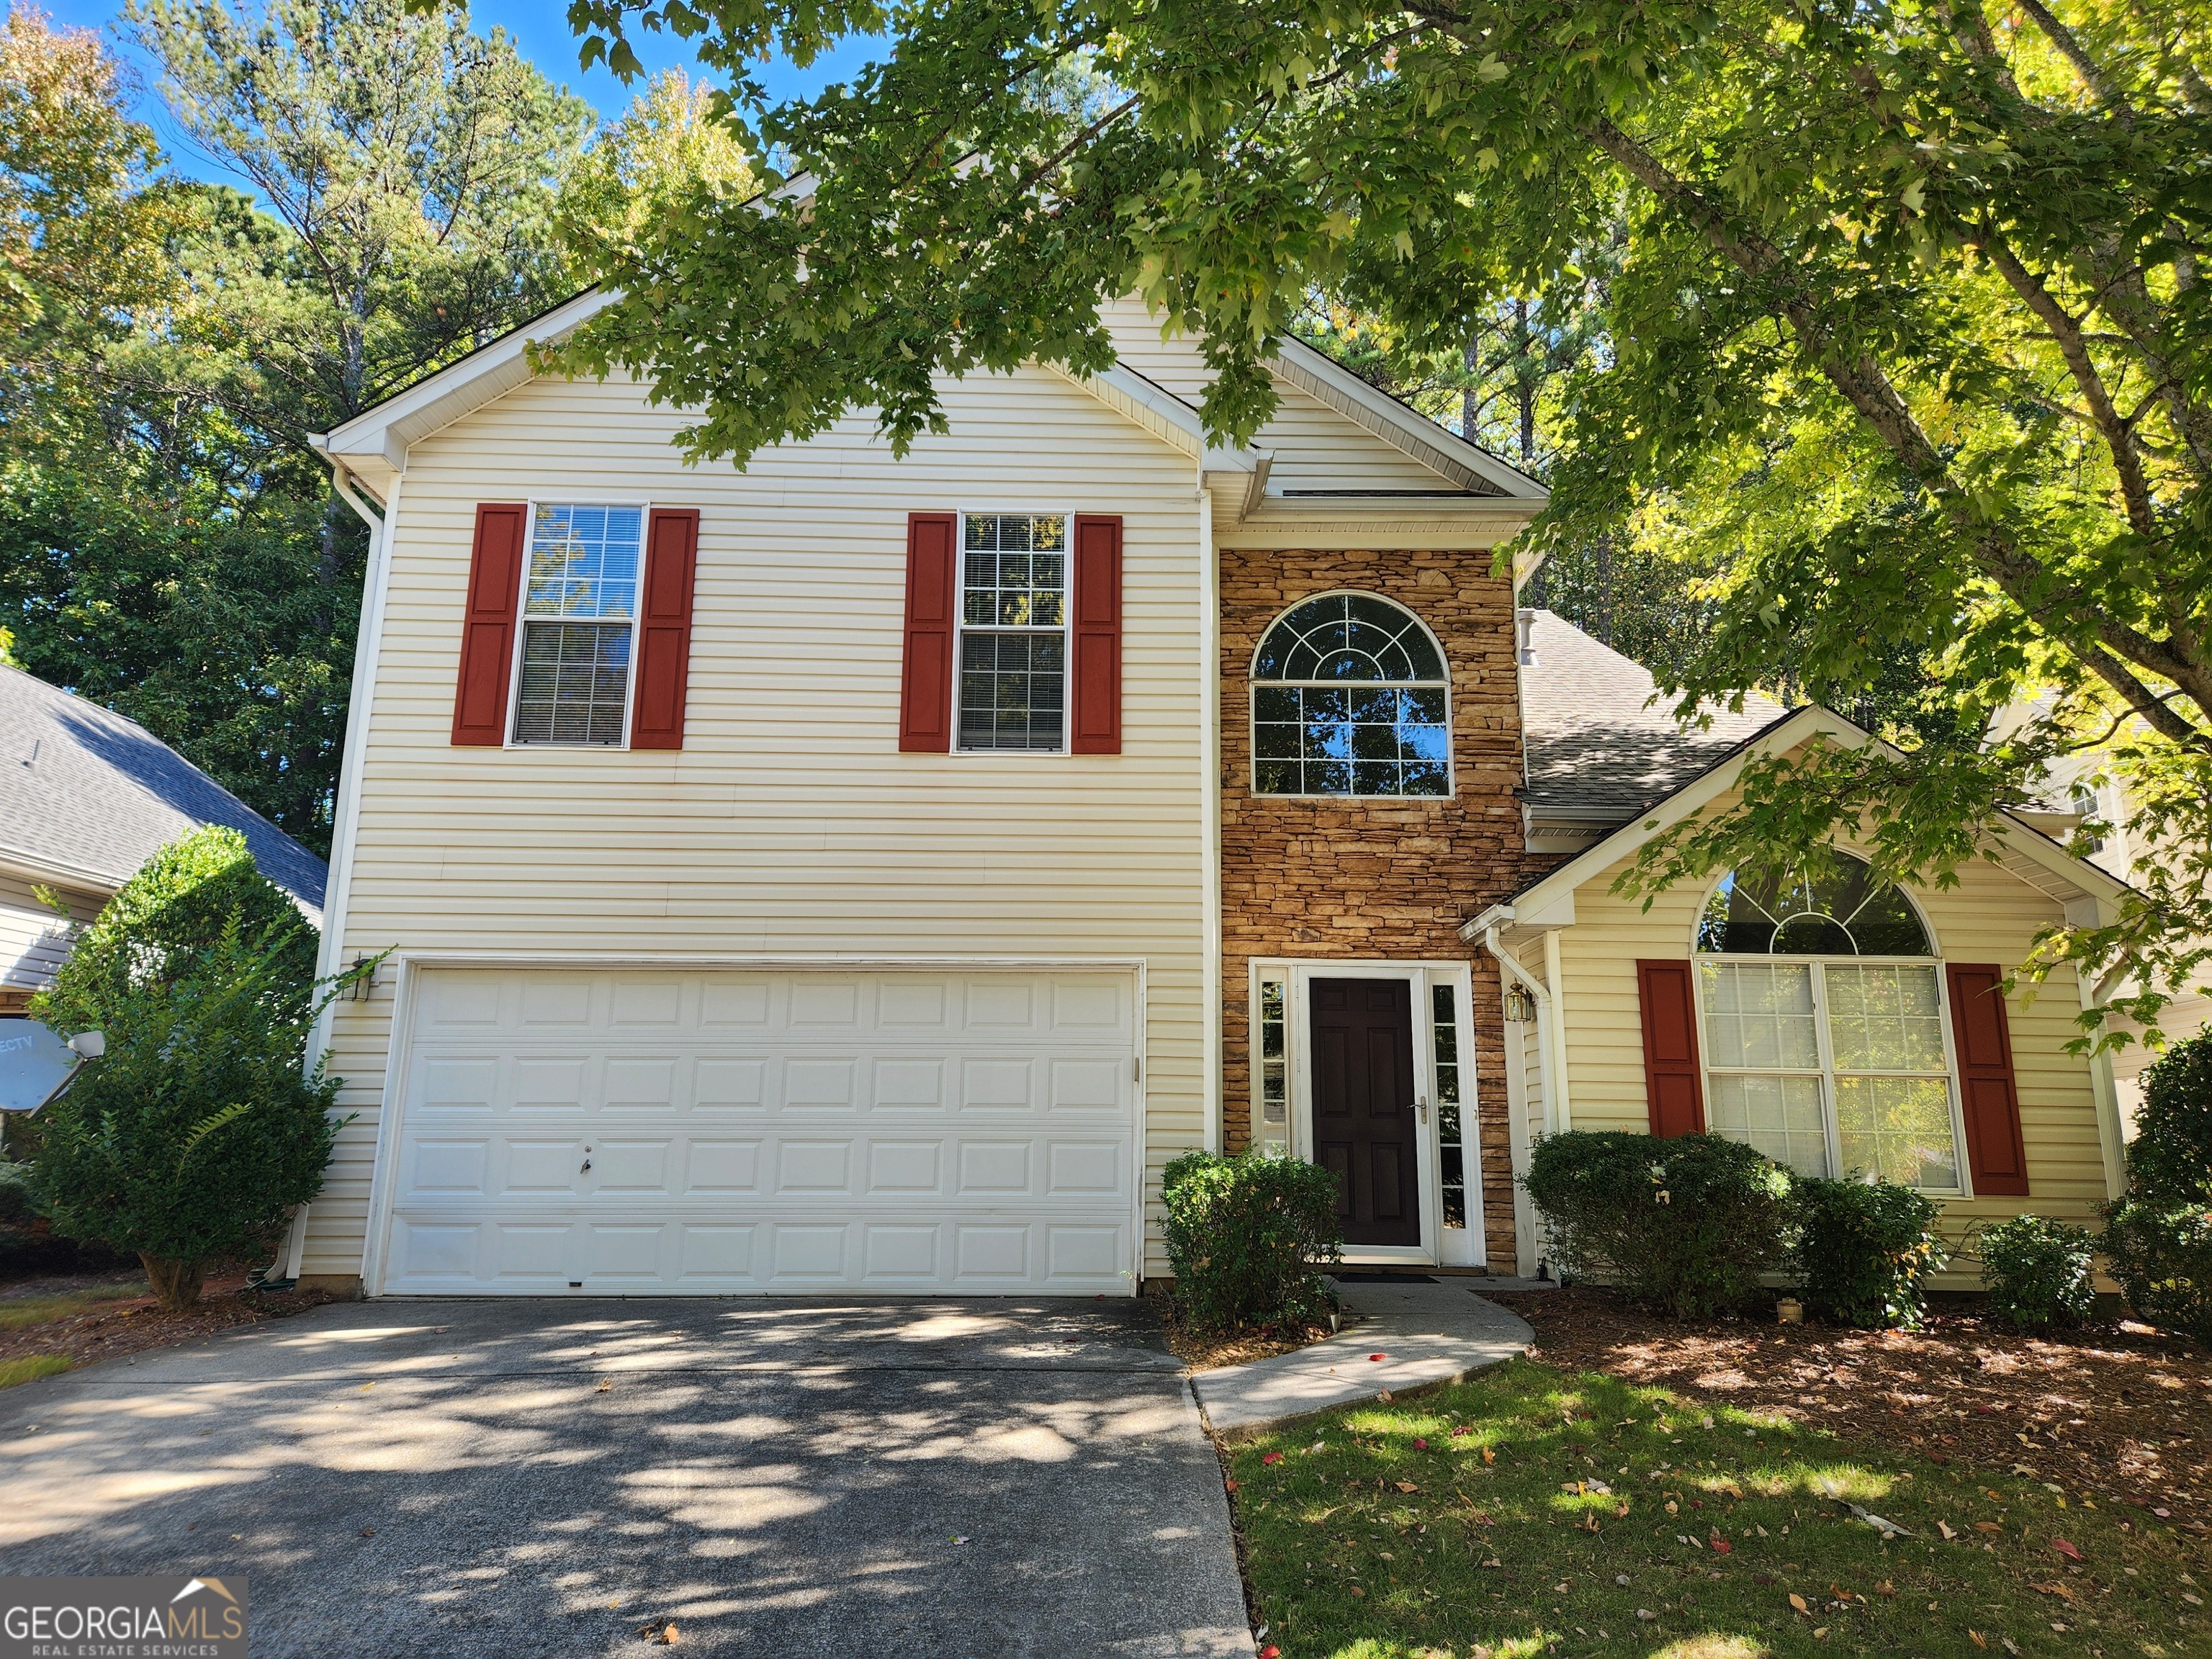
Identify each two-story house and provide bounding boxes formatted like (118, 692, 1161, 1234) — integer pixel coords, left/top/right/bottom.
(289, 291, 1542, 1296)
(287, 290, 2134, 1298)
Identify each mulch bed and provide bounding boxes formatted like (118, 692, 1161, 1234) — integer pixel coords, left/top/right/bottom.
(1489, 1285, 2212, 1534)
(0, 1270, 338, 1373)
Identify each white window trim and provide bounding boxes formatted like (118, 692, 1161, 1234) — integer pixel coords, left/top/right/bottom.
(953, 508, 1075, 757)
(503, 498, 649, 751)
(1246, 588, 1455, 802)
(1686, 863, 1972, 1196)
(1689, 952, 1975, 1200)
(1246, 956, 1483, 1267)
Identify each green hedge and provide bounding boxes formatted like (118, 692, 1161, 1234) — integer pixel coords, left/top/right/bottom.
(1161, 1151, 1342, 1334)
(1523, 1130, 1792, 1318)
(1793, 1177, 1946, 1328)
(2101, 1030, 2212, 1344)
(1974, 1213, 2098, 1330)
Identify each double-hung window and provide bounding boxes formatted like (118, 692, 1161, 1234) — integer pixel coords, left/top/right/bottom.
(513, 504, 643, 746)
(1695, 857, 1964, 1192)
(958, 513, 1067, 752)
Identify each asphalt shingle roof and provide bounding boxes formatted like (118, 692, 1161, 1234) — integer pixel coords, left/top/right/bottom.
(0, 663, 326, 916)
(1520, 609, 1793, 821)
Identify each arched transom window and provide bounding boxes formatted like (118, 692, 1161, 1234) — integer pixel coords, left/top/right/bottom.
(1694, 853, 1964, 1192)
(1251, 594, 1450, 798)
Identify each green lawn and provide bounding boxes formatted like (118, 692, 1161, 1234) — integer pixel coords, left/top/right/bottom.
(0, 1280, 148, 1331)
(1226, 1358, 2207, 1659)
(0, 1354, 73, 1388)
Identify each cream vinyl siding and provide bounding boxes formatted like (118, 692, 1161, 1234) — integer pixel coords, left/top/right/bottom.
(0, 871, 98, 992)
(1097, 300, 1462, 493)
(307, 364, 1208, 1282)
(1550, 827, 2113, 1277)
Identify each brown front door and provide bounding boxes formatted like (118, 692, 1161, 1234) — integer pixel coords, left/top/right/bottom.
(1310, 977, 1421, 1247)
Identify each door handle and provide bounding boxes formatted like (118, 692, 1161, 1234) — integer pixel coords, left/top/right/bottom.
(1417, 1096, 1430, 1125)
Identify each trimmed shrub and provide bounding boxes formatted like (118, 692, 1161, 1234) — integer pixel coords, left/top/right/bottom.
(28, 828, 342, 1310)
(1975, 1213, 2098, 1330)
(2101, 1028, 2212, 1344)
(1161, 1150, 1342, 1334)
(1522, 1130, 1792, 1318)
(2101, 1200, 2212, 1344)
(1792, 1177, 1946, 1328)
(2124, 1028, 2212, 1205)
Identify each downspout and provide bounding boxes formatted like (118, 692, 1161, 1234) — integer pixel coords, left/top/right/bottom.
(1483, 925, 1550, 1276)
(1542, 927, 1573, 1132)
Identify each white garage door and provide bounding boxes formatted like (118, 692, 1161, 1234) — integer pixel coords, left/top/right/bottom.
(374, 966, 1140, 1295)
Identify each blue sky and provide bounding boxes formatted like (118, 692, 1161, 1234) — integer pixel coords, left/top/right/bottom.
(40, 0, 884, 189)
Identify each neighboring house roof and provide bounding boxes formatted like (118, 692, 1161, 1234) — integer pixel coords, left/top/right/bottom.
(0, 663, 327, 918)
(1519, 609, 1791, 824)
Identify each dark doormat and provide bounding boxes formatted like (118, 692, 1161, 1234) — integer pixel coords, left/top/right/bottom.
(1332, 1272, 1436, 1283)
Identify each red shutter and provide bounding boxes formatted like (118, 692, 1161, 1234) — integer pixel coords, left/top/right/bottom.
(451, 503, 528, 746)
(899, 512, 958, 752)
(1947, 963, 2031, 1195)
(1637, 959, 1707, 1138)
(631, 508, 699, 750)
(1070, 513, 1123, 754)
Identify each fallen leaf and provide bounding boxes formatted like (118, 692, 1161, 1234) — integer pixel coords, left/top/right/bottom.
(359, 1528, 374, 1538)
(1413, 1438, 1429, 1451)
(1224, 1478, 1238, 1493)
(1262, 1452, 1285, 1465)
(1812, 1628, 1828, 1640)
(1969, 1632, 1986, 1650)
(1369, 1353, 1388, 1362)
(1481, 1445, 1495, 1465)
(1259, 1648, 1280, 1659)
(660, 1624, 679, 1646)
(1395, 1481, 1419, 1494)
(2051, 1538, 2083, 1562)
(1711, 1537, 1732, 1555)
(1377, 1388, 1393, 1403)
(1789, 1593, 1809, 1614)
(1975, 1521, 2002, 1533)
(1349, 1585, 1365, 1599)
(1874, 1581, 1894, 1597)
(595, 1379, 612, 1393)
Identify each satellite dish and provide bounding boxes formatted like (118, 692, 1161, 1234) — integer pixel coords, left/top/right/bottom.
(0, 1019, 100, 1115)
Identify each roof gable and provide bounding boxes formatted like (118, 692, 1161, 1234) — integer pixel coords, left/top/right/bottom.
(314, 287, 1547, 516)
(1468, 702, 2133, 938)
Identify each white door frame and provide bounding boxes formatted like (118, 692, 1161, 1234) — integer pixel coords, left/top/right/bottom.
(1250, 956, 1483, 1269)
(359, 950, 1149, 1298)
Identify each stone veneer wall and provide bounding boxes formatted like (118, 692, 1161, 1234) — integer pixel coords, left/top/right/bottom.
(1219, 547, 1529, 1269)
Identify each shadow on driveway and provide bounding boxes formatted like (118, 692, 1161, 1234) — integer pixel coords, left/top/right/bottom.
(0, 1297, 1254, 1657)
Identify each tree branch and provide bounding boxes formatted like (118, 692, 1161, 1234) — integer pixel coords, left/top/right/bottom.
(1977, 220, 2159, 540)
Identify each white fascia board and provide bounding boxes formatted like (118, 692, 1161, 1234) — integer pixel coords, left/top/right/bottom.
(0, 846, 126, 896)
(1271, 336, 1549, 500)
(1217, 494, 1541, 550)
(315, 288, 619, 473)
(1047, 359, 1218, 460)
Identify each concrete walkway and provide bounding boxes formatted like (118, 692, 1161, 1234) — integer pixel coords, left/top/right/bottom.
(0, 1297, 1253, 1658)
(1191, 1278, 1532, 1439)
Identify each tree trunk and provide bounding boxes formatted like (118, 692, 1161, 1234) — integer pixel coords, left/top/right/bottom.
(140, 1253, 205, 1311)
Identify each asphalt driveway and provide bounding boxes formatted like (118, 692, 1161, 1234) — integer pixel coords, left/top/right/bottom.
(0, 1296, 1254, 1657)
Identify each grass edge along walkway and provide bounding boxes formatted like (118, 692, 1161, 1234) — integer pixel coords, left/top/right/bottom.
(1225, 1356, 2206, 1659)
